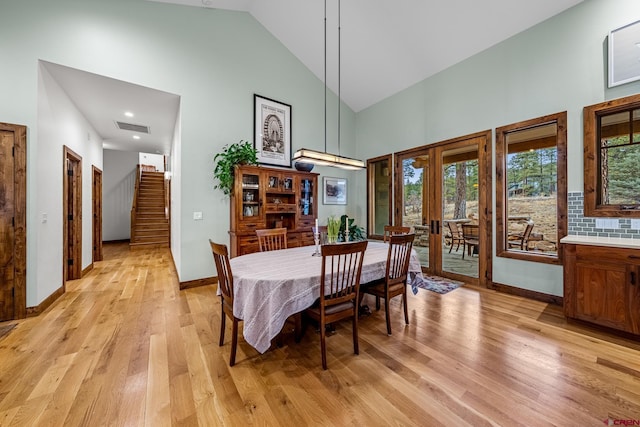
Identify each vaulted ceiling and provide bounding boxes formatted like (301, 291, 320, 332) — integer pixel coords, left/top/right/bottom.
(149, 0, 584, 112)
(46, 0, 585, 155)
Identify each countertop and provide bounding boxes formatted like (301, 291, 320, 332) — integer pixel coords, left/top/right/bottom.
(560, 234, 640, 249)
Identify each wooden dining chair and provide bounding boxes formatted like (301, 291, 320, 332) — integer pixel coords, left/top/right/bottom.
(445, 221, 465, 253)
(361, 233, 415, 335)
(461, 224, 479, 259)
(256, 227, 287, 252)
(209, 240, 242, 366)
(305, 240, 368, 370)
(383, 225, 411, 242)
(508, 220, 535, 250)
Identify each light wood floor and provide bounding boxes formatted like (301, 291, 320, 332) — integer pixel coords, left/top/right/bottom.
(0, 243, 639, 426)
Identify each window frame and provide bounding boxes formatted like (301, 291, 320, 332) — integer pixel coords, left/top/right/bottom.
(366, 154, 393, 240)
(584, 93, 640, 217)
(495, 111, 567, 265)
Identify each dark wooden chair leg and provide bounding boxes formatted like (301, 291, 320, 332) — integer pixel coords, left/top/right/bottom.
(230, 318, 238, 367)
(320, 320, 327, 370)
(375, 296, 381, 310)
(385, 297, 392, 336)
(219, 309, 226, 346)
(403, 292, 409, 325)
(352, 311, 359, 355)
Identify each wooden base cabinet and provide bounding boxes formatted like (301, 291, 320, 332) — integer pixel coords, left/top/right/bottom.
(563, 243, 640, 335)
(229, 165, 318, 257)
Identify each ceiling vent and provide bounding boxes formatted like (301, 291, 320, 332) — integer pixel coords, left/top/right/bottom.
(115, 121, 150, 134)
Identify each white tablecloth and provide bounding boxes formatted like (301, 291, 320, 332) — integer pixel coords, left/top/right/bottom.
(228, 241, 423, 353)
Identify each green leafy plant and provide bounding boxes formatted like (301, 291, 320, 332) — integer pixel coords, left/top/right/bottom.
(326, 216, 341, 243)
(339, 214, 366, 241)
(213, 140, 258, 195)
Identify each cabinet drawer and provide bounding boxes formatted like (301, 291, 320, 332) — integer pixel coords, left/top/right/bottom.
(287, 232, 301, 248)
(237, 221, 265, 233)
(298, 219, 314, 229)
(266, 203, 296, 213)
(238, 235, 260, 255)
(299, 231, 314, 246)
(576, 245, 640, 265)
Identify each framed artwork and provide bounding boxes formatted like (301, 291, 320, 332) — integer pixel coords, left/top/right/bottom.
(254, 94, 292, 167)
(608, 19, 640, 87)
(323, 177, 347, 205)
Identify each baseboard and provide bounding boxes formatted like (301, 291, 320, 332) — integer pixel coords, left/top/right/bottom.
(491, 281, 563, 306)
(179, 276, 217, 290)
(26, 286, 65, 317)
(82, 263, 94, 277)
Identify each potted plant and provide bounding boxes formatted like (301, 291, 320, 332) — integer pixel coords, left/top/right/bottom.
(339, 215, 366, 241)
(326, 216, 341, 243)
(213, 140, 258, 195)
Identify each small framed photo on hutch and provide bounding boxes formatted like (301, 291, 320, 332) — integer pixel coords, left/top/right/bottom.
(323, 177, 347, 205)
(608, 19, 640, 87)
(254, 94, 292, 167)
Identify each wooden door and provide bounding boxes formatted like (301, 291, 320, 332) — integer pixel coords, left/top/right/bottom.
(92, 166, 103, 262)
(394, 131, 492, 288)
(0, 123, 26, 320)
(63, 146, 82, 282)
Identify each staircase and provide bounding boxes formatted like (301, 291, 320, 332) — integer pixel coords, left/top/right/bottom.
(130, 170, 169, 248)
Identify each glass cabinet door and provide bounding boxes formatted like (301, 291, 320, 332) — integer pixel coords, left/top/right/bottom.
(299, 176, 315, 219)
(240, 171, 261, 220)
(266, 172, 295, 193)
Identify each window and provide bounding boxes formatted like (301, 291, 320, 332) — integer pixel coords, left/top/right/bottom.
(495, 112, 567, 264)
(584, 93, 640, 217)
(366, 154, 393, 238)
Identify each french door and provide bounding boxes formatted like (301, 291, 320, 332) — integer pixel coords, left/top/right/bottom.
(394, 131, 492, 287)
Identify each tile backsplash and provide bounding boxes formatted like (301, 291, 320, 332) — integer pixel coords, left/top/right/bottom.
(568, 192, 640, 239)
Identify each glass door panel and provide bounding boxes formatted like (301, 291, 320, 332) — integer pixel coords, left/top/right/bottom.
(440, 145, 479, 278)
(367, 155, 392, 238)
(398, 154, 430, 269)
(240, 171, 261, 220)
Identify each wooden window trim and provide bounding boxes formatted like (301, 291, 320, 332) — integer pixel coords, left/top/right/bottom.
(584, 93, 640, 217)
(366, 154, 393, 240)
(495, 112, 567, 265)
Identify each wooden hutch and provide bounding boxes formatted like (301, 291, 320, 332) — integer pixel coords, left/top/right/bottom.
(229, 165, 318, 257)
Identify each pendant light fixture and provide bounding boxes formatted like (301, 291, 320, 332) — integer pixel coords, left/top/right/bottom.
(293, 0, 365, 171)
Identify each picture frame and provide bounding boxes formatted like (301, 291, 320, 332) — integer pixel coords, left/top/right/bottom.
(608, 19, 640, 87)
(323, 177, 347, 205)
(254, 94, 292, 167)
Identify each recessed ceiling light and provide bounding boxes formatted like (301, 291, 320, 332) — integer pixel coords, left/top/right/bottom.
(125, 111, 134, 117)
(133, 135, 141, 140)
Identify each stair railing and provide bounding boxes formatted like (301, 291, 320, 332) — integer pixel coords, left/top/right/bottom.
(130, 164, 142, 243)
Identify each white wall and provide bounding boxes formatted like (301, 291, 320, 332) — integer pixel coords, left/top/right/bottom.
(36, 62, 103, 305)
(103, 149, 138, 241)
(355, 0, 640, 297)
(139, 152, 164, 172)
(170, 105, 182, 276)
(1, 0, 357, 303)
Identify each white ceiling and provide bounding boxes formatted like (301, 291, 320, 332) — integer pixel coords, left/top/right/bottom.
(43, 61, 180, 155)
(150, 0, 584, 112)
(44, 0, 584, 155)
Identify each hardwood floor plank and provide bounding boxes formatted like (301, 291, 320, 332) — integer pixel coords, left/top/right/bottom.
(1, 242, 639, 425)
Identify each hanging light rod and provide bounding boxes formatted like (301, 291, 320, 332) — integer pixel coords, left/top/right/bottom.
(293, 0, 364, 171)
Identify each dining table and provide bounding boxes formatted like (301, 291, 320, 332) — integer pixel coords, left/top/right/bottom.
(228, 240, 424, 353)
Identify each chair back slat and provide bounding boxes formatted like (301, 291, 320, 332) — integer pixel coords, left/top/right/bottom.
(209, 240, 233, 303)
(383, 225, 411, 242)
(386, 233, 415, 283)
(256, 228, 288, 252)
(321, 241, 368, 307)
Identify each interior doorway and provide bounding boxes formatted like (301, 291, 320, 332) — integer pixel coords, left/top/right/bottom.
(394, 131, 492, 287)
(0, 123, 27, 320)
(92, 166, 103, 262)
(63, 146, 82, 282)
